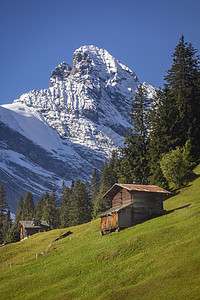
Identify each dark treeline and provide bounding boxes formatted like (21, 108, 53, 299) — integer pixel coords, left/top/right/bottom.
(0, 151, 120, 243)
(1, 35, 200, 244)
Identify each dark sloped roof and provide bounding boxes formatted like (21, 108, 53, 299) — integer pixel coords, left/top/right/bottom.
(103, 183, 170, 199)
(19, 220, 50, 229)
(98, 203, 132, 217)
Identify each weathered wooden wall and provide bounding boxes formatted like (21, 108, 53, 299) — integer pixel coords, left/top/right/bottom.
(112, 189, 131, 207)
(132, 191, 163, 220)
(101, 214, 119, 232)
(118, 207, 132, 228)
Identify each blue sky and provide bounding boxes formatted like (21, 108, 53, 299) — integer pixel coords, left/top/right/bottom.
(0, 0, 200, 105)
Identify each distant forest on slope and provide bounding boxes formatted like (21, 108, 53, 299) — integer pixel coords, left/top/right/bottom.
(1, 35, 200, 244)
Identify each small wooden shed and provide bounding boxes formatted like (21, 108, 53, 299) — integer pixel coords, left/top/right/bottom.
(99, 184, 170, 235)
(18, 219, 50, 240)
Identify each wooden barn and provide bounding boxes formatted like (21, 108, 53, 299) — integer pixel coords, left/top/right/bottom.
(99, 184, 170, 235)
(18, 219, 50, 240)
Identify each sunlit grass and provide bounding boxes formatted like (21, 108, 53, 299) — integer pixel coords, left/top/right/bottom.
(0, 165, 200, 299)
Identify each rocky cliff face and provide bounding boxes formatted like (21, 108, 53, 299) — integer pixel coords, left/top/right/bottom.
(0, 45, 156, 212)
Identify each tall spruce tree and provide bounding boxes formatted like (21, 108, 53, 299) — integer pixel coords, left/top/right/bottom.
(60, 182, 71, 228)
(90, 168, 100, 208)
(68, 180, 91, 226)
(6, 195, 23, 243)
(42, 187, 60, 229)
(93, 151, 120, 217)
(35, 195, 45, 220)
(0, 185, 8, 243)
(149, 36, 200, 185)
(0, 185, 8, 222)
(164, 35, 200, 161)
(22, 192, 35, 220)
(15, 196, 23, 224)
(148, 88, 174, 186)
(2, 209, 12, 242)
(119, 83, 151, 184)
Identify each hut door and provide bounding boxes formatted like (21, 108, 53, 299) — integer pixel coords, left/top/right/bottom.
(111, 213, 118, 229)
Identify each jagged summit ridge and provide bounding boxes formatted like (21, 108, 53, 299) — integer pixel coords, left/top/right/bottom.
(14, 45, 152, 151)
(49, 62, 72, 87)
(49, 45, 139, 88)
(71, 45, 138, 81)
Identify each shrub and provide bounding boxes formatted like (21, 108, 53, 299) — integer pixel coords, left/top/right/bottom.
(160, 141, 193, 189)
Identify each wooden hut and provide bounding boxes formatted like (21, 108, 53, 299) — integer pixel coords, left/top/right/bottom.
(99, 184, 170, 235)
(18, 219, 50, 240)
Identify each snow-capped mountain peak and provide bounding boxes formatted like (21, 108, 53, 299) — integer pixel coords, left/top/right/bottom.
(0, 45, 156, 212)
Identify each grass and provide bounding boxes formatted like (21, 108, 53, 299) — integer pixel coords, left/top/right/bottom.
(0, 164, 200, 299)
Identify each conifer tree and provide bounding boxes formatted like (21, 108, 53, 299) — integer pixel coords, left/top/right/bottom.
(164, 35, 200, 161)
(2, 209, 12, 242)
(149, 36, 200, 185)
(6, 196, 23, 243)
(42, 187, 60, 229)
(0, 185, 8, 243)
(93, 152, 120, 217)
(15, 195, 23, 224)
(35, 195, 45, 220)
(148, 88, 173, 186)
(68, 180, 91, 226)
(0, 185, 8, 222)
(119, 83, 151, 184)
(22, 192, 35, 220)
(90, 168, 100, 208)
(60, 182, 71, 228)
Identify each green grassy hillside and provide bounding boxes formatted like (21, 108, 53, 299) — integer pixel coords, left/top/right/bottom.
(1, 165, 200, 300)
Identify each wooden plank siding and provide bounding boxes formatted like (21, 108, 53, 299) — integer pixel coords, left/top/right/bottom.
(101, 214, 119, 232)
(111, 213, 118, 229)
(118, 207, 132, 228)
(132, 191, 164, 219)
(112, 188, 132, 207)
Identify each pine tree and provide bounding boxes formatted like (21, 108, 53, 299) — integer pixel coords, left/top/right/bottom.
(2, 209, 12, 242)
(0, 185, 8, 243)
(149, 36, 200, 185)
(164, 35, 200, 161)
(90, 168, 100, 208)
(42, 187, 60, 229)
(60, 182, 71, 228)
(108, 150, 120, 185)
(6, 195, 23, 243)
(68, 180, 91, 226)
(35, 195, 45, 220)
(22, 192, 35, 220)
(148, 88, 174, 186)
(119, 84, 151, 184)
(15, 195, 24, 224)
(93, 152, 120, 218)
(0, 185, 8, 222)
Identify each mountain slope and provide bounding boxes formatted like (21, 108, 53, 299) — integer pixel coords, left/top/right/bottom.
(0, 45, 156, 211)
(0, 165, 200, 299)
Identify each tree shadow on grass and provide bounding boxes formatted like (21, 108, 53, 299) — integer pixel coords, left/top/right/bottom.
(132, 204, 192, 227)
(164, 204, 191, 215)
(164, 171, 200, 199)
